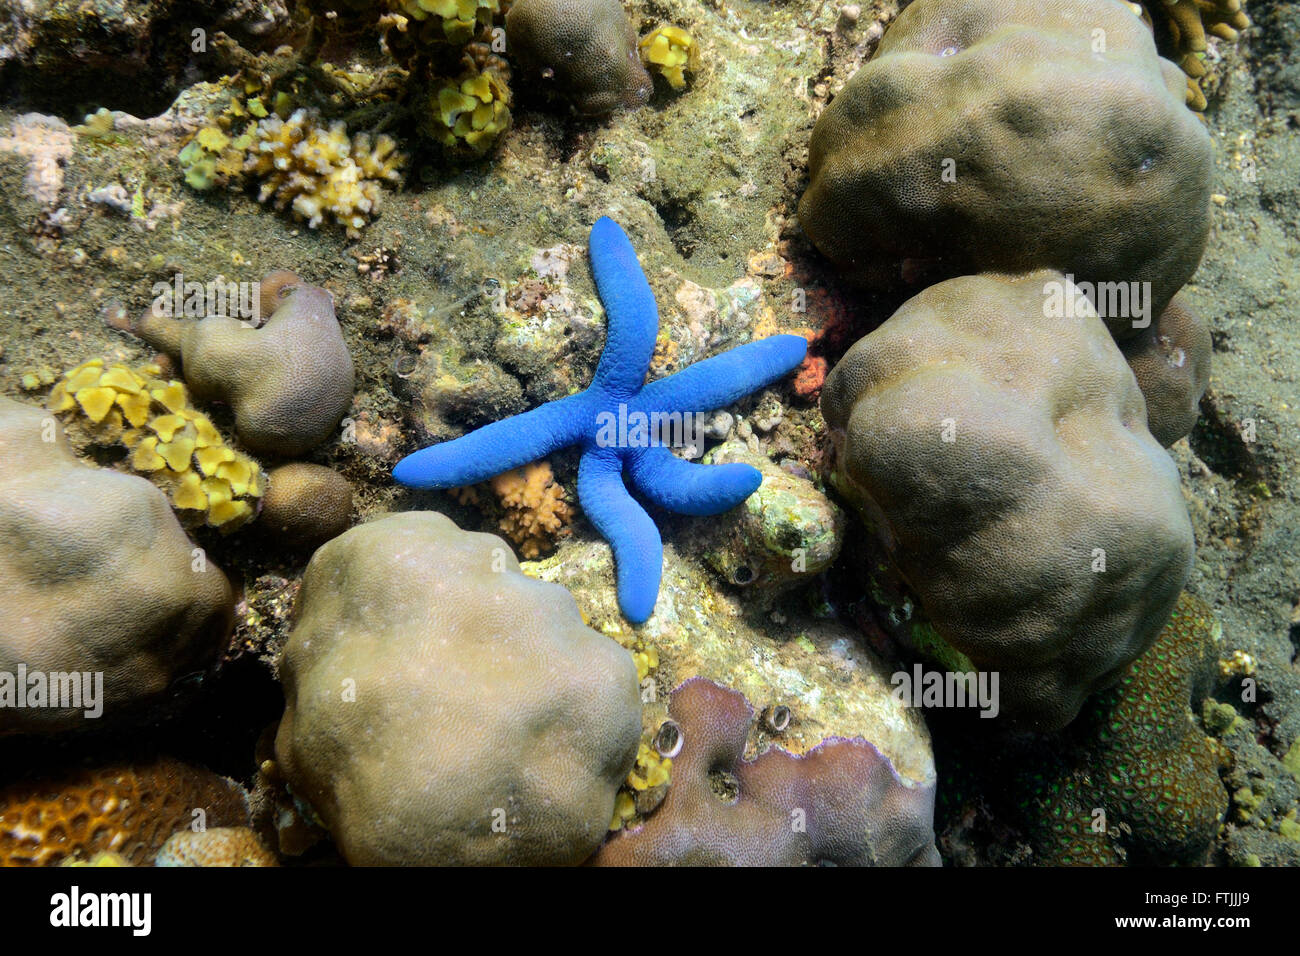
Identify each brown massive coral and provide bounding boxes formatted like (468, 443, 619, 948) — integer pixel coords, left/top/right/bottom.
(0, 397, 234, 736)
(275, 511, 642, 865)
(821, 271, 1195, 731)
(128, 271, 355, 457)
(591, 677, 941, 866)
(800, 0, 1213, 336)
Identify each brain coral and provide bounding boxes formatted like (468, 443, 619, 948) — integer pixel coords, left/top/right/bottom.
(799, 0, 1213, 336)
(1009, 592, 1228, 864)
(1120, 293, 1211, 447)
(591, 677, 941, 866)
(130, 271, 355, 457)
(505, 0, 652, 116)
(0, 756, 248, 866)
(274, 511, 642, 865)
(259, 462, 355, 550)
(0, 397, 234, 735)
(821, 271, 1195, 731)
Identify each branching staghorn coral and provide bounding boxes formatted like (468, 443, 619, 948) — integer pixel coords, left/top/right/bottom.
(1138, 0, 1251, 110)
(453, 459, 572, 558)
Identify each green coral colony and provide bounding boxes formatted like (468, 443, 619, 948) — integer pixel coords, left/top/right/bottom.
(2, 0, 1298, 877)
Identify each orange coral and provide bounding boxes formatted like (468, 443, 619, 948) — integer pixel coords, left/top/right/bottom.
(454, 460, 573, 558)
(0, 757, 248, 866)
(155, 826, 278, 867)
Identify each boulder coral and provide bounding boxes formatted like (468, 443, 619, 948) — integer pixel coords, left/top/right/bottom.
(821, 271, 1195, 731)
(0, 397, 234, 736)
(591, 677, 941, 866)
(259, 463, 355, 551)
(155, 827, 278, 867)
(799, 0, 1213, 335)
(274, 511, 642, 865)
(1120, 293, 1212, 447)
(129, 271, 355, 458)
(505, 0, 652, 116)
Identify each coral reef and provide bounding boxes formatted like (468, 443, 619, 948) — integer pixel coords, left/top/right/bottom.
(639, 26, 697, 92)
(0, 396, 234, 735)
(591, 677, 941, 866)
(182, 109, 405, 236)
(259, 463, 355, 551)
(1120, 293, 1212, 447)
(47, 359, 265, 531)
(800, 0, 1213, 334)
(0, 756, 248, 866)
(0, 113, 73, 205)
(697, 440, 845, 601)
(419, 64, 513, 158)
(505, 0, 652, 116)
(1023, 592, 1228, 864)
(394, 218, 807, 623)
(274, 511, 642, 865)
(128, 270, 355, 458)
(1141, 0, 1251, 110)
(155, 826, 278, 867)
(454, 459, 572, 558)
(390, 0, 502, 45)
(821, 271, 1195, 731)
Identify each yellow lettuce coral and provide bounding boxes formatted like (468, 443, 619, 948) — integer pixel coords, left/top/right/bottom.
(391, 0, 501, 45)
(639, 25, 697, 91)
(422, 66, 512, 157)
(47, 360, 265, 531)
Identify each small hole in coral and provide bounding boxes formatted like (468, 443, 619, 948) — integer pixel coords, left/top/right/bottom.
(708, 768, 741, 804)
(732, 566, 755, 586)
(653, 720, 684, 759)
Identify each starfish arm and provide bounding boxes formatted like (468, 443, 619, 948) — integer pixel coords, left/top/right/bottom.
(589, 217, 659, 400)
(634, 334, 809, 415)
(578, 446, 662, 624)
(626, 445, 763, 516)
(392, 392, 591, 489)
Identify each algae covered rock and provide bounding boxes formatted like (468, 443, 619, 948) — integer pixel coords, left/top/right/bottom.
(505, 0, 652, 116)
(800, 0, 1213, 335)
(274, 511, 642, 865)
(698, 441, 844, 602)
(0, 397, 234, 735)
(821, 271, 1195, 731)
(131, 271, 354, 457)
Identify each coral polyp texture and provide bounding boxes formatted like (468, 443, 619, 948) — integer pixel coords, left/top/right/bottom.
(1141, 0, 1251, 110)
(0, 396, 234, 735)
(259, 463, 355, 551)
(393, 218, 808, 623)
(47, 359, 265, 531)
(821, 271, 1195, 731)
(1120, 293, 1212, 447)
(799, 0, 1213, 335)
(505, 0, 653, 116)
(1018, 592, 1229, 865)
(591, 677, 942, 866)
(155, 827, 278, 867)
(453, 459, 573, 558)
(0, 757, 248, 866)
(127, 270, 355, 458)
(274, 511, 643, 865)
(181, 109, 405, 237)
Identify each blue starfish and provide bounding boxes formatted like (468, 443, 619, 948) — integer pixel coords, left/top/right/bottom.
(394, 217, 808, 623)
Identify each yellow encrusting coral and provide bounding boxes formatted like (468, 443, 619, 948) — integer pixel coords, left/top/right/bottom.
(422, 66, 512, 157)
(390, 0, 502, 45)
(639, 26, 697, 91)
(47, 360, 265, 531)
